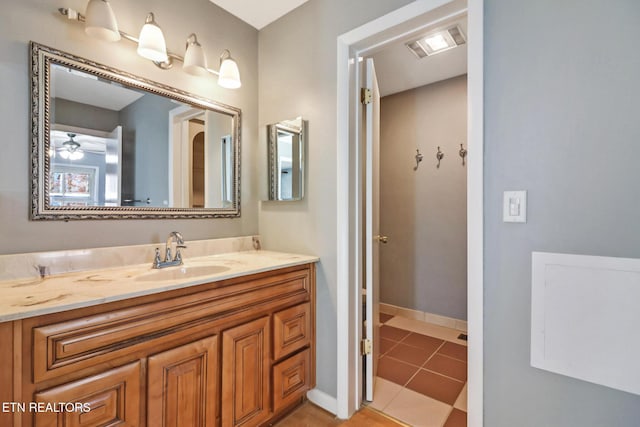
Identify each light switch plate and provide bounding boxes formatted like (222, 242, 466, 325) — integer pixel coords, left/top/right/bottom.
(503, 191, 527, 223)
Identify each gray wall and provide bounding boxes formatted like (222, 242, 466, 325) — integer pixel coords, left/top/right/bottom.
(484, 0, 640, 425)
(380, 75, 467, 320)
(119, 93, 176, 206)
(0, 0, 258, 254)
(260, 0, 640, 421)
(53, 98, 120, 132)
(258, 0, 414, 398)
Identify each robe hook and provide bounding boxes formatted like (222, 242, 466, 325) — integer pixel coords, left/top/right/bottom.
(413, 149, 424, 171)
(459, 143, 467, 166)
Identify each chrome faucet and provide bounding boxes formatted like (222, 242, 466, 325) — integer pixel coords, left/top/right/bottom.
(153, 231, 187, 269)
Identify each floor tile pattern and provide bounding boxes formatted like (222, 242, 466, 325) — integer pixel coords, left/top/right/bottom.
(372, 313, 467, 427)
(443, 409, 467, 427)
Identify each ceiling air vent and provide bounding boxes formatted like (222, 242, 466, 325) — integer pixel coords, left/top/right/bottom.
(406, 24, 467, 59)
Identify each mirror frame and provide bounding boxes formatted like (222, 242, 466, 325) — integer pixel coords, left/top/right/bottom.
(267, 118, 305, 201)
(30, 42, 242, 220)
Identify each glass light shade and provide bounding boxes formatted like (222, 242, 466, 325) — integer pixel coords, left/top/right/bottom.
(183, 36, 208, 76)
(59, 150, 84, 161)
(84, 0, 120, 42)
(218, 56, 241, 89)
(137, 13, 168, 63)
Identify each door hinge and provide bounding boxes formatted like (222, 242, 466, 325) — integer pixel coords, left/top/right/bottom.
(360, 339, 372, 355)
(361, 88, 372, 105)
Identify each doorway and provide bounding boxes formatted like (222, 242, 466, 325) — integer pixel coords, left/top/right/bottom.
(335, 1, 483, 426)
(364, 39, 469, 425)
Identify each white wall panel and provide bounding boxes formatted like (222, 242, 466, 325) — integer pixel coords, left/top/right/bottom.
(532, 252, 640, 396)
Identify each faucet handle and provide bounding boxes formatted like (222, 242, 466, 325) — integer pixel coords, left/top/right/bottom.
(174, 247, 184, 264)
(153, 248, 162, 268)
(174, 239, 187, 260)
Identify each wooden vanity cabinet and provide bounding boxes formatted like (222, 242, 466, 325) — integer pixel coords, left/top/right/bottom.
(1, 263, 315, 427)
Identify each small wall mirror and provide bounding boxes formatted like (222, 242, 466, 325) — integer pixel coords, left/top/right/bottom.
(31, 42, 241, 219)
(267, 117, 305, 201)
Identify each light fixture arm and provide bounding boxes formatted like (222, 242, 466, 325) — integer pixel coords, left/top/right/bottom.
(185, 33, 200, 49)
(144, 12, 157, 25)
(220, 49, 232, 64)
(58, 7, 223, 76)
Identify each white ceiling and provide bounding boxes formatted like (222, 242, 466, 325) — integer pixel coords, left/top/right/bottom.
(370, 18, 468, 97)
(51, 65, 144, 111)
(208, 0, 309, 30)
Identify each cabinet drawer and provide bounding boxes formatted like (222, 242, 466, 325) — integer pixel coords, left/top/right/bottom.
(34, 361, 141, 427)
(272, 349, 310, 413)
(273, 303, 311, 360)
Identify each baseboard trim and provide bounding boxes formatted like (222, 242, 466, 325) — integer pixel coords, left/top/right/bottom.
(306, 388, 338, 416)
(379, 303, 468, 332)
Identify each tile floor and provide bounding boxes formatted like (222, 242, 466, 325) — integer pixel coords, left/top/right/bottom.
(368, 313, 468, 427)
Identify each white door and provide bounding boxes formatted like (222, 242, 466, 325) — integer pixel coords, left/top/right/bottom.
(104, 125, 122, 205)
(364, 58, 382, 402)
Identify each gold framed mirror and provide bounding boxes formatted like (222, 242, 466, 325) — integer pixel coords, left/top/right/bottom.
(30, 42, 241, 220)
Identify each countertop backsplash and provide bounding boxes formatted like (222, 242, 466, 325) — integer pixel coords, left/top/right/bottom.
(0, 236, 258, 281)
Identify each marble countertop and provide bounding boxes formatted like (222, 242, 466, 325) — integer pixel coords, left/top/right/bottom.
(0, 250, 318, 322)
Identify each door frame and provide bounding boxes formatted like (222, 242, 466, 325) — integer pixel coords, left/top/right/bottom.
(168, 105, 205, 207)
(334, 1, 484, 425)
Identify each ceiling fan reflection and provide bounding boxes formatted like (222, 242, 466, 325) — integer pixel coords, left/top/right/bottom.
(54, 133, 105, 161)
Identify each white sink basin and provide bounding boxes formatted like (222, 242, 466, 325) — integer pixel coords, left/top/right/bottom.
(135, 265, 230, 282)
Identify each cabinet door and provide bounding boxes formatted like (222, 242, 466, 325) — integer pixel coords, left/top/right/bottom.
(34, 361, 141, 427)
(221, 317, 270, 427)
(147, 335, 218, 427)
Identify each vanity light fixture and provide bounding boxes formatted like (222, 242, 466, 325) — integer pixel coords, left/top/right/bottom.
(57, 5, 242, 89)
(136, 13, 168, 63)
(183, 34, 208, 76)
(405, 25, 466, 58)
(218, 50, 242, 89)
(84, 0, 120, 42)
